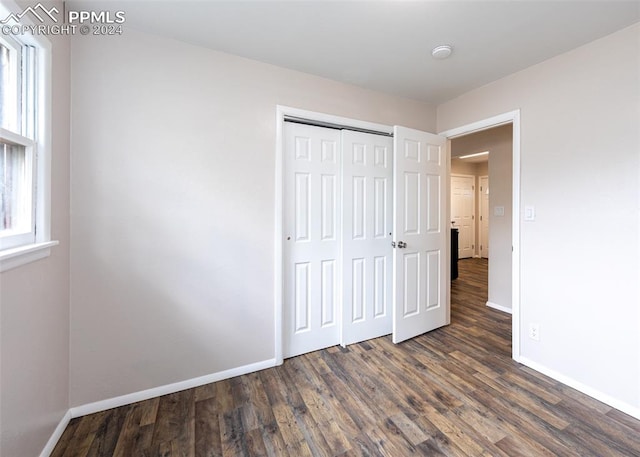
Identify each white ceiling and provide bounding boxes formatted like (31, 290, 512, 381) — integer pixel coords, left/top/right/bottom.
(77, 1, 640, 104)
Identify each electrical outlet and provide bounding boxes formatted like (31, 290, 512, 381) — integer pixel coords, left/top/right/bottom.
(529, 323, 540, 341)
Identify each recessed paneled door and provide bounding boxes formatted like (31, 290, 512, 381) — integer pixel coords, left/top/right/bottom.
(283, 120, 449, 357)
(283, 123, 342, 358)
(392, 126, 448, 344)
(451, 175, 476, 258)
(341, 130, 393, 346)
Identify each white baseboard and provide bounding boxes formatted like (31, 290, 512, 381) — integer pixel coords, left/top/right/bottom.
(41, 358, 276, 455)
(70, 358, 276, 418)
(39, 409, 72, 457)
(519, 356, 640, 420)
(486, 301, 512, 314)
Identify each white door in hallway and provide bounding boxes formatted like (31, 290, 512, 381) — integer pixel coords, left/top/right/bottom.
(283, 123, 341, 357)
(451, 175, 475, 258)
(392, 126, 448, 344)
(341, 130, 393, 345)
(479, 176, 489, 258)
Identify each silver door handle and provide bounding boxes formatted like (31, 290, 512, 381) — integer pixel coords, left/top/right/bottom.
(391, 241, 396, 248)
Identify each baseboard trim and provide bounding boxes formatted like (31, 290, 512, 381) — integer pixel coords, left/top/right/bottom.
(519, 356, 640, 420)
(70, 358, 276, 418)
(41, 359, 276, 455)
(486, 301, 512, 314)
(39, 409, 72, 457)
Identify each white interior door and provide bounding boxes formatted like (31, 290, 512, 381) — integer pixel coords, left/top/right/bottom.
(479, 176, 489, 258)
(451, 175, 475, 258)
(283, 123, 341, 358)
(341, 130, 393, 346)
(392, 126, 448, 344)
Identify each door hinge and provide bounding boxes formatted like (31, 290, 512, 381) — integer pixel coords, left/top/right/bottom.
(480, 215, 483, 221)
(472, 215, 474, 220)
(472, 244, 475, 249)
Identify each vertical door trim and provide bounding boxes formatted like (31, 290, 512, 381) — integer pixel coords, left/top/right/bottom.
(275, 105, 393, 365)
(478, 175, 489, 258)
(439, 110, 521, 363)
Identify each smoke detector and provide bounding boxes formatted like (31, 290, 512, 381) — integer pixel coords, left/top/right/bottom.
(432, 45, 453, 60)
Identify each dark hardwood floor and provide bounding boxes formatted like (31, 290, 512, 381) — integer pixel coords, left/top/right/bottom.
(52, 258, 640, 456)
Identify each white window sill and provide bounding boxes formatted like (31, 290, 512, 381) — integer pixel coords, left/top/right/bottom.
(0, 241, 59, 273)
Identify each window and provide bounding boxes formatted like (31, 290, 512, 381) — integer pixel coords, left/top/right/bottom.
(1, 137, 35, 245)
(0, 5, 56, 271)
(1, 36, 36, 250)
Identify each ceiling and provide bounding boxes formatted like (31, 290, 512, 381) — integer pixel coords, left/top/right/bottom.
(75, 1, 640, 105)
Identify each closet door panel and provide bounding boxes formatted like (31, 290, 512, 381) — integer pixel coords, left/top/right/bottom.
(284, 123, 341, 358)
(342, 130, 393, 346)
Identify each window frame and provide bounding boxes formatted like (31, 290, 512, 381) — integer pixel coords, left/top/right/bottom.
(1, 128, 36, 249)
(0, 34, 21, 132)
(0, 0, 57, 272)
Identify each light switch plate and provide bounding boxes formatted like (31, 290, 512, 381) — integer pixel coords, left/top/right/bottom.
(494, 206, 505, 216)
(524, 206, 536, 221)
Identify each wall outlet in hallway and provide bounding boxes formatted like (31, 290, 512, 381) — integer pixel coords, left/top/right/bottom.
(529, 323, 540, 341)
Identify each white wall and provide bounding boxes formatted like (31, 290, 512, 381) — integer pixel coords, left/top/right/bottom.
(439, 24, 640, 414)
(0, 13, 71, 457)
(451, 125, 513, 311)
(70, 30, 437, 406)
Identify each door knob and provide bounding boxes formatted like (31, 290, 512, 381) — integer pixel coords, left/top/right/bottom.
(397, 241, 407, 248)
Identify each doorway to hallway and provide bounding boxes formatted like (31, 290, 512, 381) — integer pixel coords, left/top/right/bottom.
(442, 111, 519, 358)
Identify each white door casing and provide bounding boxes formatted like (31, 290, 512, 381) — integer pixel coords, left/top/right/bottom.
(438, 109, 520, 362)
(451, 175, 475, 258)
(341, 130, 393, 346)
(392, 126, 449, 344)
(479, 176, 489, 258)
(283, 123, 341, 358)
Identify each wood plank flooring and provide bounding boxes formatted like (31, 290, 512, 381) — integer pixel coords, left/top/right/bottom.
(52, 259, 640, 456)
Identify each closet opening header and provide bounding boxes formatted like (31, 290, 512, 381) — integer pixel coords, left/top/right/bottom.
(284, 115, 393, 137)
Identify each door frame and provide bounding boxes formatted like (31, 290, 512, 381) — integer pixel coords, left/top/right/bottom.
(274, 105, 394, 365)
(439, 110, 521, 362)
(478, 175, 489, 258)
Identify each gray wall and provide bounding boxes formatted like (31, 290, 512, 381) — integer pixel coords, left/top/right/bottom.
(0, 7, 71, 456)
(439, 23, 640, 413)
(69, 29, 437, 406)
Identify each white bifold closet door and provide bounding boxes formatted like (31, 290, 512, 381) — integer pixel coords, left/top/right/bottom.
(392, 126, 448, 344)
(283, 123, 342, 358)
(341, 130, 393, 346)
(283, 122, 448, 358)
